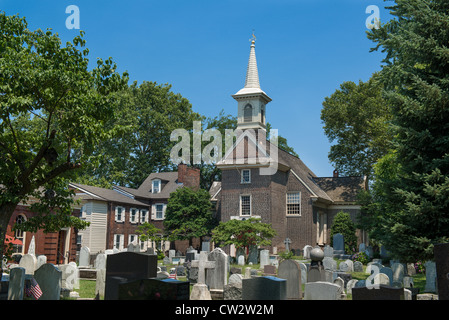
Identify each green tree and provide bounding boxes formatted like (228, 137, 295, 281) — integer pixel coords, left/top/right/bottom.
(0, 13, 128, 257)
(330, 211, 358, 254)
(364, 0, 449, 261)
(321, 73, 392, 179)
(163, 187, 217, 246)
(211, 217, 276, 262)
(76, 81, 202, 188)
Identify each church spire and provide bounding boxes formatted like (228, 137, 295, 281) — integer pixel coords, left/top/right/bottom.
(244, 39, 260, 89)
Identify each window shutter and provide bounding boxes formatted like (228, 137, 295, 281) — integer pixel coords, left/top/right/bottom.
(115, 207, 118, 222)
(162, 204, 167, 220)
(151, 205, 156, 220)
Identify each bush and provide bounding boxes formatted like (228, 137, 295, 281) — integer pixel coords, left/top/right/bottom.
(414, 261, 426, 274)
(330, 211, 358, 254)
(351, 251, 370, 265)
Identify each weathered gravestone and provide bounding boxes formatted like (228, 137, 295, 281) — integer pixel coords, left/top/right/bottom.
(278, 259, 302, 300)
(59, 264, 78, 291)
(304, 281, 342, 300)
(79, 246, 91, 267)
(104, 252, 157, 300)
(353, 261, 363, 272)
(7, 267, 25, 300)
(242, 276, 287, 300)
(352, 284, 405, 300)
(247, 245, 258, 264)
(303, 245, 312, 259)
(19, 254, 36, 275)
(333, 233, 345, 257)
(33, 263, 62, 300)
(259, 250, 270, 268)
(434, 243, 449, 300)
(206, 248, 228, 291)
(190, 251, 215, 300)
(118, 278, 189, 300)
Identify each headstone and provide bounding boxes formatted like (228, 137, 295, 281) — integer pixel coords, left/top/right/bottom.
(323, 245, 333, 258)
(104, 252, 158, 300)
(346, 279, 358, 295)
(168, 250, 175, 263)
(379, 267, 393, 286)
(95, 253, 107, 270)
(118, 278, 189, 300)
(19, 254, 37, 275)
(359, 243, 366, 252)
(344, 259, 354, 272)
(278, 259, 302, 300)
(259, 250, 269, 268)
(352, 284, 404, 300)
(373, 273, 390, 286)
(339, 262, 349, 272)
(60, 264, 77, 291)
(242, 276, 287, 300)
(247, 245, 258, 264)
(190, 252, 215, 300)
(228, 273, 243, 285)
(391, 262, 405, 283)
(263, 265, 276, 276)
(79, 246, 91, 267)
(36, 255, 47, 269)
(224, 282, 242, 300)
(323, 257, 337, 271)
(238, 255, 245, 266)
(206, 248, 228, 291)
(303, 245, 312, 259)
(434, 242, 449, 300)
(284, 238, 291, 252)
(163, 256, 170, 265)
(406, 263, 416, 276)
(333, 233, 345, 255)
(425, 261, 437, 293)
(201, 241, 210, 252)
(185, 251, 195, 263)
(299, 263, 308, 284)
(33, 263, 62, 300)
(96, 268, 106, 298)
(127, 241, 139, 253)
(353, 261, 363, 272)
(7, 267, 25, 300)
(304, 281, 342, 300)
(333, 277, 345, 297)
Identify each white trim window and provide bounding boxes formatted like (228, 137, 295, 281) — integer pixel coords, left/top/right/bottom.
(286, 192, 301, 215)
(240, 195, 251, 216)
(115, 206, 125, 222)
(114, 234, 124, 250)
(152, 203, 166, 220)
(140, 209, 149, 223)
(129, 208, 139, 224)
(241, 169, 251, 184)
(152, 179, 161, 194)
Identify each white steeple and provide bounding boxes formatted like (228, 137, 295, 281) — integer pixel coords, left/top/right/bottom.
(233, 36, 271, 131)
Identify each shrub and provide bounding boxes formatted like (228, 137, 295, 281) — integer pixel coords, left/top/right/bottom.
(330, 211, 358, 254)
(351, 251, 370, 265)
(414, 261, 426, 274)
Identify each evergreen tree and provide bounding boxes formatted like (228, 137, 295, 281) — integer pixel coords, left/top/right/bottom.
(366, 0, 449, 261)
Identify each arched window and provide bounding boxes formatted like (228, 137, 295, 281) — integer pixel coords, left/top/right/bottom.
(244, 104, 252, 122)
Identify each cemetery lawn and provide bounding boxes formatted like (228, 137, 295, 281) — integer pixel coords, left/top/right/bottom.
(73, 280, 97, 299)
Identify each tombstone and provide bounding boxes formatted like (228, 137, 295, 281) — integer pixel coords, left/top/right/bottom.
(373, 273, 390, 286)
(228, 273, 243, 285)
(323, 245, 333, 258)
(185, 251, 196, 263)
(358, 243, 366, 253)
(333, 233, 345, 256)
(391, 262, 405, 283)
(307, 247, 325, 282)
(244, 267, 252, 279)
(263, 265, 276, 276)
(36, 255, 47, 270)
(333, 277, 345, 298)
(284, 238, 291, 252)
(406, 263, 416, 276)
(379, 267, 393, 286)
(104, 252, 158, 300)
(303, 245, 312, 259)
(346, 279, 358, 295)
(238, 255, 245, 266)
(163, 256, 170, 265)
(168, 250, 176, 263)
(323, 257, 337, 271)
(242, 276, 287, 300)
(190, 251, 215, 300)
(33, 263, 62, 300)
(201, 240, 211, 252)
(299, 263, 308, 284)
(79, 246, 91, 267)
(434, 242, 449, 300)
(339, 261, 349, 272)
(127, 241, 139, 253)
(366, 262, 382, 275)
(224, 282, 242, 300)
(206, 248, 228, 291)
(353, 261, 364, 272)
(259, 250, 269, 268)
(7, 267, 25, 300)
(95, 253, 107, 270)
(96, 268, 106, 298)
(352, 284, 405, 300)
(60, 264, 77, 291)
(117, 278, 189, 300)
(19, 254, 37, 275)
(278, 259, 302, 300)
(304, 281, 342, 300)
(344, 259, 354, 272)
(247, 245, 258, 265)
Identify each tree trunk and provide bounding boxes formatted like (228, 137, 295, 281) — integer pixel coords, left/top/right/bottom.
(0, 201, 19, 274)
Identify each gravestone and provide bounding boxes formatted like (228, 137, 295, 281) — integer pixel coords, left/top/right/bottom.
(104, 252, 157, 300)
(238, 255, 245, 266)
(224, 282, 242, 300)
(304, 281, 342, 300)
(359, 243, 366, 252)
(391, 262, 405, 283)
(96, 268, 106, 298)
(206, 248, 228, 291)
(434, 243, 449, 300)
(323, 257, 337, 271)
(7, 267, 25, 300)
(373, 273, 390, 286)
(190, 251, 215, 300)
(353, 261, 363, 272)
(307, 247, 325, 282)
(79, 246, 91, 267)
(33, 263, 62, 300)
(352, 284, 404, 300)
(284, 238, 291, 252)
(247, 245, 258, 264)
(201, 240, 210, 252)
(263, 265, 276, 276)
(278, 259, 302, 300)
(333, 233, 345, 256)
(60, 264, 77, 291)
(228, 273, 243, 285)
(346, 279, 358, 295)
(19, 254, 37, 275)
(299, 263, 308, 284)
(95, 253, 107, 270)
(344, 259, 354, 272)
(303, 245, 312, 259)
(36, 255, 47, 270)
(323, 245, 333, 258)
(118, 278, 189, 300)
(259, 250, 269, 268)
(242, 276, 287, 300)
(379, 267, 393, 286)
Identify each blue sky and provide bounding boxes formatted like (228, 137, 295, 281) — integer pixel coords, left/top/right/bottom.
(1, 0, 393, 177)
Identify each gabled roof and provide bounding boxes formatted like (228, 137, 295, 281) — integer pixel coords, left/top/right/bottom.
(313, 176, 366, 203)
(70, 183, 148, 207)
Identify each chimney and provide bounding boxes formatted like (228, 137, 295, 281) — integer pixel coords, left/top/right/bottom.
(333, 169, 339, 178)
(177, 164, 200, 190)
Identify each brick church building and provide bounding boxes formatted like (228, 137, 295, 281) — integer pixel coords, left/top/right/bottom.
(211, 38, 367, 255)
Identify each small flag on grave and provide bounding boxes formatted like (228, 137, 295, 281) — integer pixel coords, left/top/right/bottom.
(168, 267, 177, 280)
(26, 278, 43, 300)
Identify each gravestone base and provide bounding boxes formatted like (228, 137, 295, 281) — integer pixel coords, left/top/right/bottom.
(78, 269, 97, 279)
(210, 289, 224, 300)
(190, 283, 212, 300)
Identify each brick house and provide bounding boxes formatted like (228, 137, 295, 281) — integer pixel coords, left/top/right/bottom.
(70, 164, 200, 256)
(211, 39, 367, 256)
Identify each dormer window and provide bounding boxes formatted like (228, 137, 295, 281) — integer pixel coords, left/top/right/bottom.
(152, 179, 161, 194)
(244, 104, 253, 122)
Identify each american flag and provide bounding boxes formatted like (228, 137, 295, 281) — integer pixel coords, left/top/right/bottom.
(168, 268, 177, 279)
(26, 278, 43, 300)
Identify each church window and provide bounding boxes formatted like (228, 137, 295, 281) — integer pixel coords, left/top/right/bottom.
(286, 192, 301, 215)
(240, 195, 251, 216)
(244, 104, 253, 122)
(241, 169, 251, 183)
